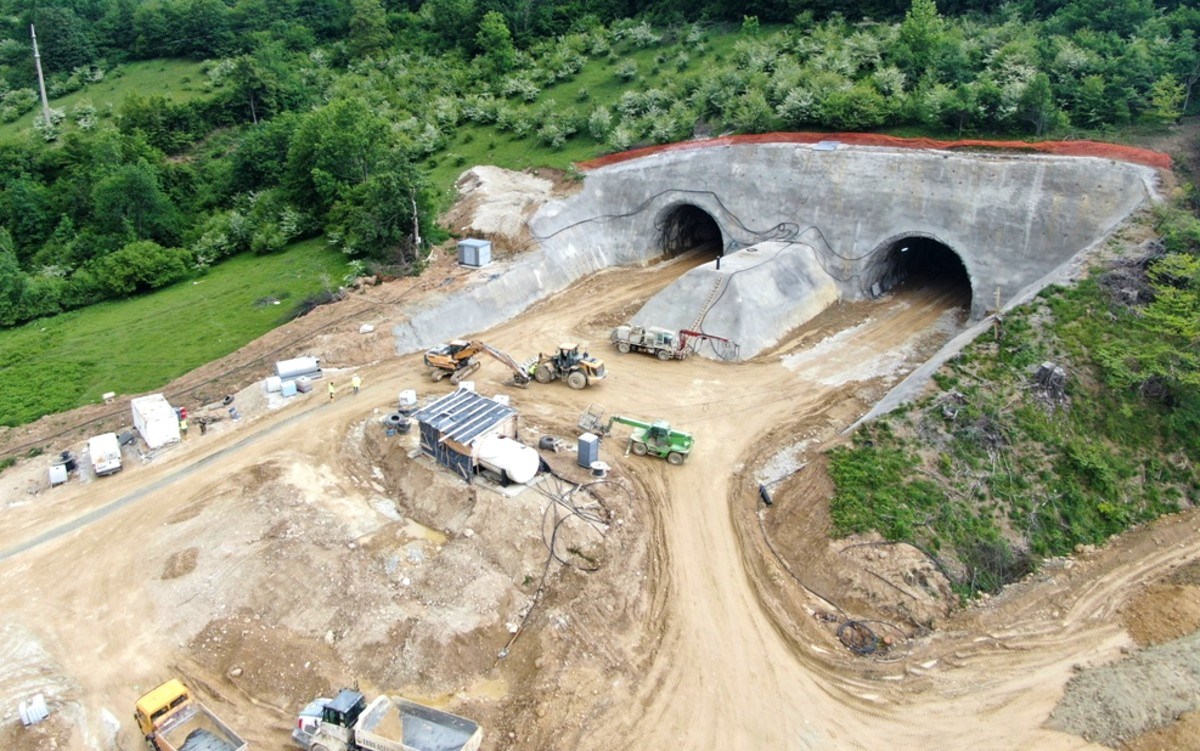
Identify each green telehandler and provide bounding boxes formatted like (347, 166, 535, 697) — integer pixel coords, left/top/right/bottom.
(578, 405, 694, 465)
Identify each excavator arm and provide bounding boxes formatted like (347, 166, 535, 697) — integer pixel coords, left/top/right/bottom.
(471, 341, 532, 386)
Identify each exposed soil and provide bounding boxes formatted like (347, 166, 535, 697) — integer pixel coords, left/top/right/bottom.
(0, 164, 1198, 751)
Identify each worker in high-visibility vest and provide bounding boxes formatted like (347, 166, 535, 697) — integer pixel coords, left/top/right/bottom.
(351, 374, 361, 394)
(328, 381, 337, 401)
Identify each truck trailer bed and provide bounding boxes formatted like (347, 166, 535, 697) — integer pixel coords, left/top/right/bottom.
(355, 697, 482, 751)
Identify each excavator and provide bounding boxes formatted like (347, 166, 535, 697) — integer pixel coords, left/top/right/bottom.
(425, 340, 606, 390)
(423, 340, 532, 387)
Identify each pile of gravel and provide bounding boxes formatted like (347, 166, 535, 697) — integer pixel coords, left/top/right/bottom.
(1048, 630, 1200, 746)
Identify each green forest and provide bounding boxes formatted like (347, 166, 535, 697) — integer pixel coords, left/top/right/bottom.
(0, 0, 1196, 330)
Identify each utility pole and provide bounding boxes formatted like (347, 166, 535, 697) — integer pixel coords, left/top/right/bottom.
(411, 192, 421, 250)
(30, 24, 51, 125)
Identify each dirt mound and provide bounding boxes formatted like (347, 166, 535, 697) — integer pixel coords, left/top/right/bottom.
(1122, 583, 1200, 647)
(161, 547, 199, 579)
(189, 609, 335, 709)
(1123, 709, 1200, 751)
(441, 166, 561, 255)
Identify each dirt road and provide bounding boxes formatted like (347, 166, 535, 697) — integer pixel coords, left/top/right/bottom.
(1, 252, 1198, 751)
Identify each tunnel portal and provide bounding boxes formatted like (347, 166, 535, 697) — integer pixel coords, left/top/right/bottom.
(870, 236, 973, 311)
(658, 204, 723, 259)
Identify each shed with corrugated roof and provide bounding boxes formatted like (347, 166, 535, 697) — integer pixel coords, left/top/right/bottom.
(411, 388, 517, 482)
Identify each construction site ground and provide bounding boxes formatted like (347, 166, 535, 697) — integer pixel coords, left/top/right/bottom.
(3, 173, 1200, 750)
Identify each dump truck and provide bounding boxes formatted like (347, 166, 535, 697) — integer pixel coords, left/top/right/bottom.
(88, 432, 123, 476)
(578, 406, 694, 465)
(423, 340, 532, 387)
(134, 679, 247, 751)
(295, 688, 482, 751)
(610, 325, 738, 361)
(531, 344, 606, 390)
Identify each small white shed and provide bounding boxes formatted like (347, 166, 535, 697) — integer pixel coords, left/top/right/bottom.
(457, 239, 492, 267)
(131, 394, 181, 449)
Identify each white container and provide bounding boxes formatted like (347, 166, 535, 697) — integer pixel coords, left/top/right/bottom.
(264, 375, 282, 393)
(131, 394, 181, 449)
(19, 694, 48, 726)
(475, 435, 540, 485)
(275, 356, 321, 380)
(399, 389, 417, 408)
(48, 464, 68, 486)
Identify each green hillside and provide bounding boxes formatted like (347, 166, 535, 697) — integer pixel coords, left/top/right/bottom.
(0, 238, 349, 426)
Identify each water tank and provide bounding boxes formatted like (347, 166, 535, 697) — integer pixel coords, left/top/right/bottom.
(264, 376, 282, 393)
(475, 435, 540, 485)
(280, 380, 298, 397)
(276, 356, 321, 380)
(295, 376, 313, 393)
(19, 694, 48, 726)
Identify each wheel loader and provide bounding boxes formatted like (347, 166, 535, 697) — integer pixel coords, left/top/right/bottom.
(531, 344, 606, 390)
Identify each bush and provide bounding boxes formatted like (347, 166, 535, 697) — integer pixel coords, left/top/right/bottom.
(91, 240, 193, 296)
(587, 106, 613, 140)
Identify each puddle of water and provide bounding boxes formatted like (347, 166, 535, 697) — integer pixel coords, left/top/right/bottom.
(401, 518, 447, 545)
(466, 676, 509, 700)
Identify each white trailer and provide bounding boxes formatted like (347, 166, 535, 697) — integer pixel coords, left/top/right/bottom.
(87, 432, 122, 476)
(131, 394, 181, 449)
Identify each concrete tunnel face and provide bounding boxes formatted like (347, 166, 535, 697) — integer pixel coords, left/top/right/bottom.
(658, 204, 724, 258)
(867, 235, 973, 312)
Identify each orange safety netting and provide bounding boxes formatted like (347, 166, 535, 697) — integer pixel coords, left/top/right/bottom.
(575, 132, 1172, 172)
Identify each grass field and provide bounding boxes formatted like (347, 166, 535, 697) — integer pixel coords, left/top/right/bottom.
(0, 59, 210, 142)
(0, 238, 350, 426)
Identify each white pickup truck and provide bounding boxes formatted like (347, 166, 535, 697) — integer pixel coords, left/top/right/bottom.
(88, 432, 122, 476)
(294, 689, 481, 751)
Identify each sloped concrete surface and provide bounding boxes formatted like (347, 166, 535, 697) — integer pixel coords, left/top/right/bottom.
(631, 241, 840, 357)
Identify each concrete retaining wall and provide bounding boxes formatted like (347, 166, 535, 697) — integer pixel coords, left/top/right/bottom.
(395, 143, 1155, 356)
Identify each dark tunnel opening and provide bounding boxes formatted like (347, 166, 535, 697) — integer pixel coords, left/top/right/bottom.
(659, 205, 724, 258)
(870, 236, 973, 311)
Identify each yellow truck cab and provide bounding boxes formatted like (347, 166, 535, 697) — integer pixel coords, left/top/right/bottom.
(134, 679, 247, 751)
(135, 680, 191, 738)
